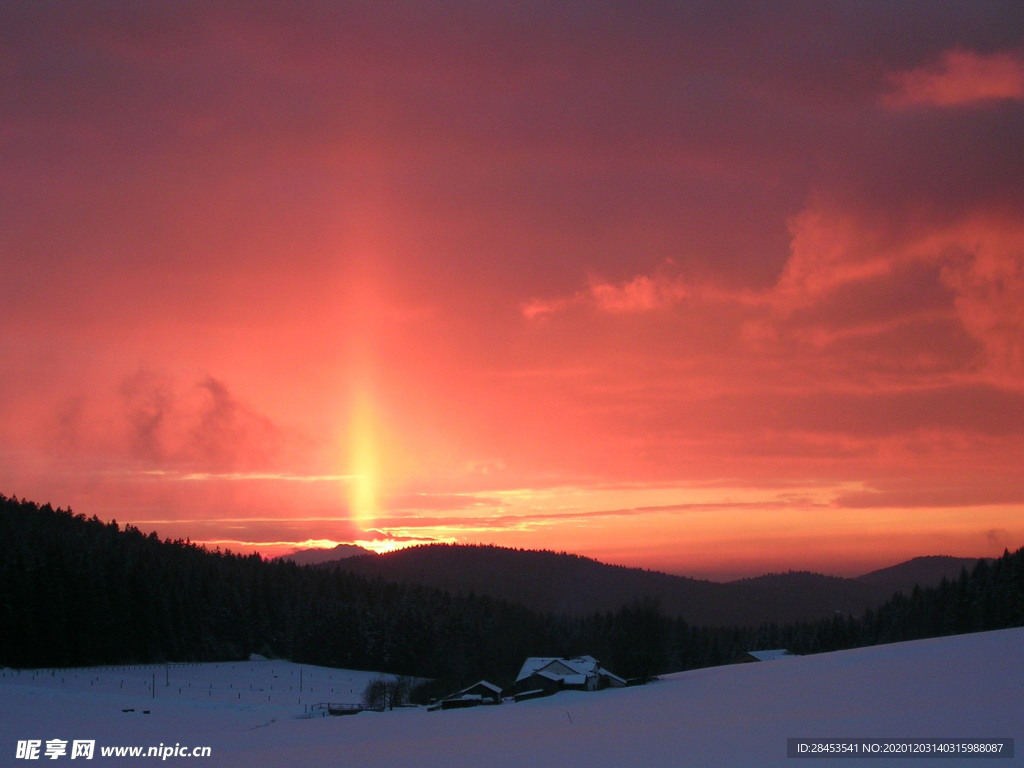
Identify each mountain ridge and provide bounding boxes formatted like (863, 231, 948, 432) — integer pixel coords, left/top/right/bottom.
(277, 543, 373, 566)
(306, 543, 991, 627)
(854, 554, 992, 596)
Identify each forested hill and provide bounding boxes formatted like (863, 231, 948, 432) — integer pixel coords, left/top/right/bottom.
(855, 555, 992, 596)
(324, 544, 963, 626)
(0, 494, 582, 684)
(2, 494, 1022, 691)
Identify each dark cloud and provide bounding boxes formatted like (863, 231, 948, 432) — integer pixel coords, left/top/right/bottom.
(115, 371, 288, 472)
(119, 370, 174, 462)
(190, 377, 282, 472)
(986, 528, 1011, 547)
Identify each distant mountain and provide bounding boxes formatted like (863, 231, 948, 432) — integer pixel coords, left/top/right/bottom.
(290, 543, 991, 627)
(325, 544, 950, 626)
(855, 555, 990, 596)
(333, 544, 729, 618)
(277, 543, 373, 566)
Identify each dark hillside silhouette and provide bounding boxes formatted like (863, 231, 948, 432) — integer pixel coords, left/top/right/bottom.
(2, 494, 1021, 692)
(855, 555, 992, 596)
(278, 543, 373, 566)
(325, 544, 977, 626)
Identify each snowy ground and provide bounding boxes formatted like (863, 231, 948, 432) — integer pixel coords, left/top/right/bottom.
(2, 628, 1021, 767)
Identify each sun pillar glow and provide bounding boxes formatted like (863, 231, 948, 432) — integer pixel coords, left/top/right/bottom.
(348, 388, 380, 529)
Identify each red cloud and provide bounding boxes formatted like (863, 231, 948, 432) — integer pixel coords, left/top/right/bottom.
(885, 47, 1024, 107)
(522, 271, 690, 319)
(773, 207, 894, 310)
(522, 262, 761, 321)
(940, 220, 1024, 381)
(751, 201, 1024, 384)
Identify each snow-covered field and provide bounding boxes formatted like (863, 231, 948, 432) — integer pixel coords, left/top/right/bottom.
(2, 628, 1020, 766)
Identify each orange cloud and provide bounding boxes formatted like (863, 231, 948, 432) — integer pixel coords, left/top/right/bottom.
(773, 207, 894, 311)
(523, 270, 691, 319)
(940, 220, 1024, 381)
(522, 262, 763, 321)
(747, 202, 1024, 384)
(590, 273, 690, 313)
(885, 47, 1024, 107)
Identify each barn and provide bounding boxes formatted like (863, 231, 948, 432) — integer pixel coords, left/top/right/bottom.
(512, 655, 626, 700)
(429, 680, 503, 711)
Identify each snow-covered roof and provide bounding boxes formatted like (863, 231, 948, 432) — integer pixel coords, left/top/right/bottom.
(459, 680, 502, 695)
(746, 649, 796, 662)
(516, 655, 619, 683)
(516, 656, 594, 682)
(447, 680, 502, 700)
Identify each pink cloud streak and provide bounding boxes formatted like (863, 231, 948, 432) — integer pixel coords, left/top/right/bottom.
(886, 47, 1024, 107)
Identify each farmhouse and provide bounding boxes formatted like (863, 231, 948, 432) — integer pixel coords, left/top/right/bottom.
(513, 655, 626, 700)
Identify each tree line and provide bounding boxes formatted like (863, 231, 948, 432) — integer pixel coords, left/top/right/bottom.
(2, 494, 1022, 698)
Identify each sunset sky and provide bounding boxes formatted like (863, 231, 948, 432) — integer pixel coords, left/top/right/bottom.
(3, 2, 1023, 579)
